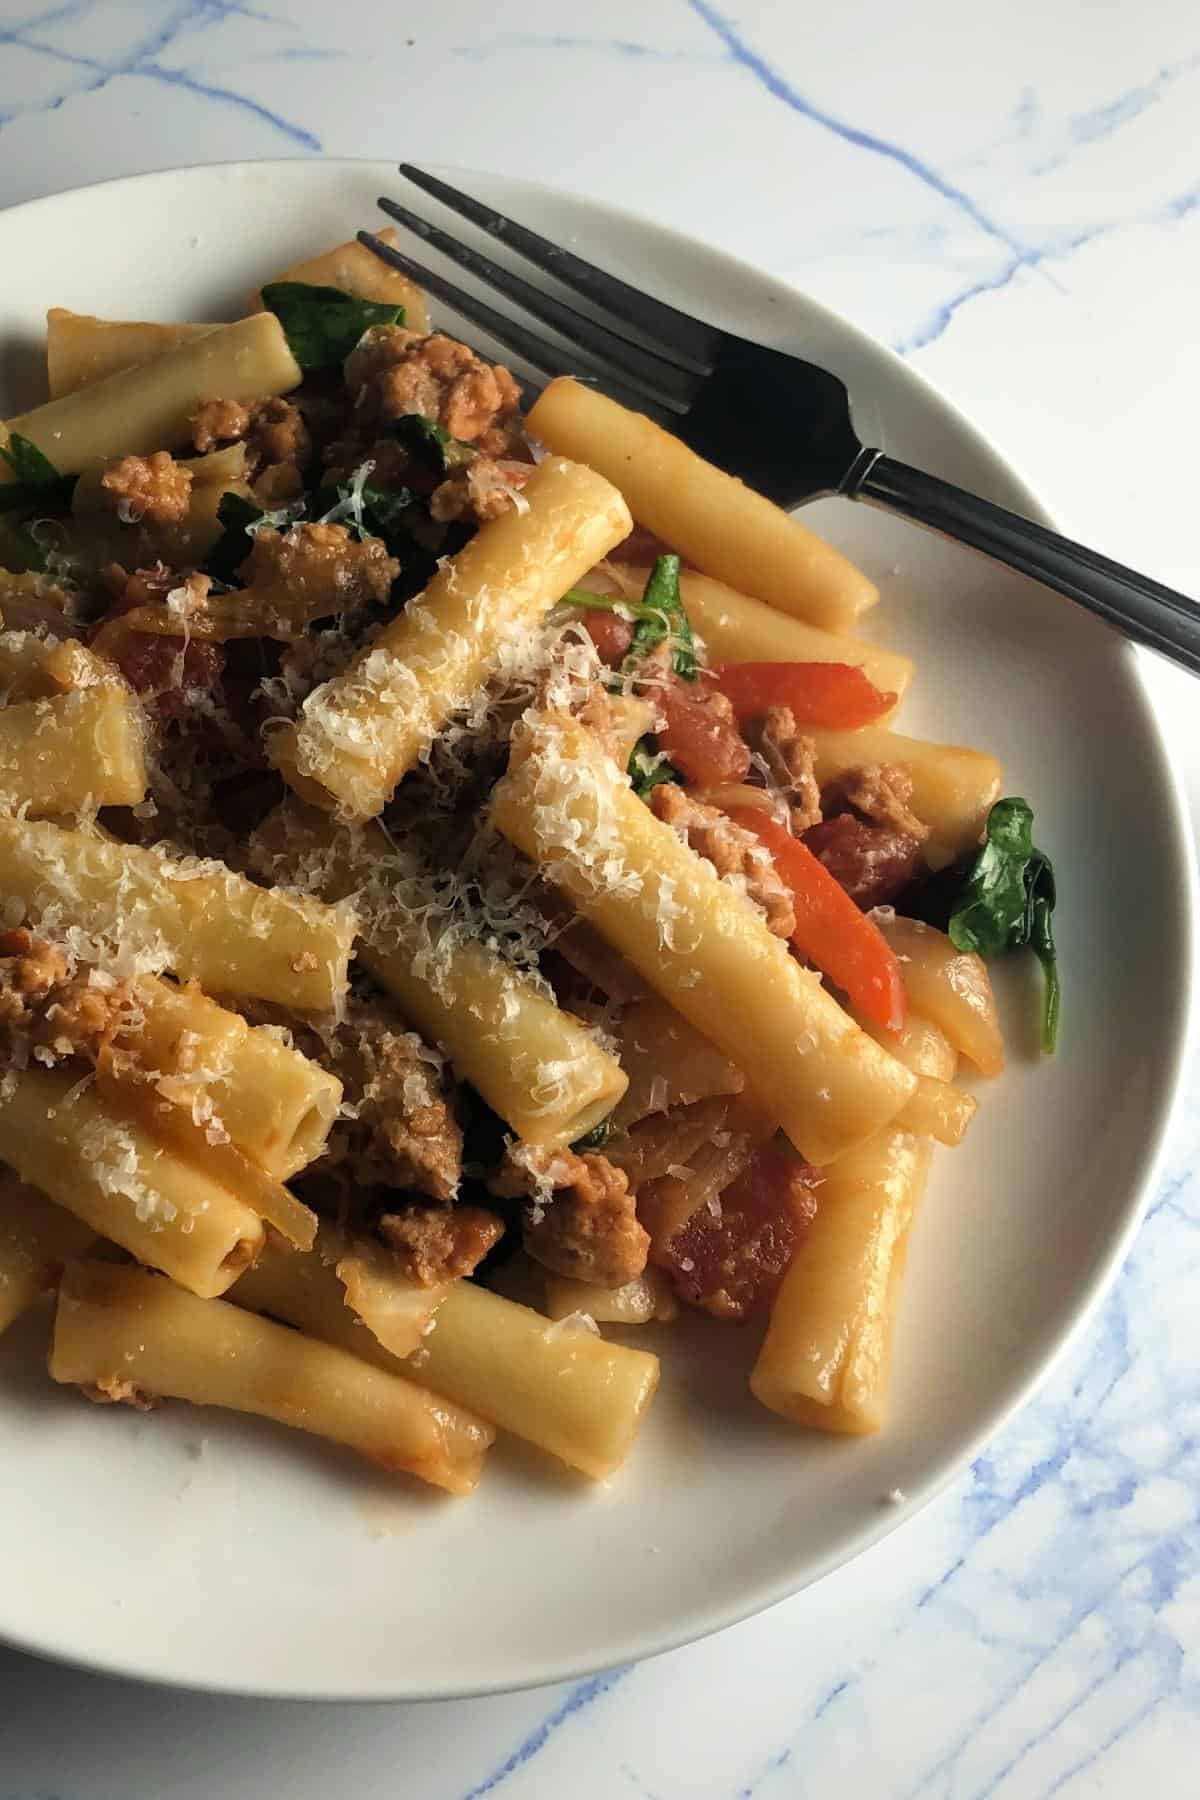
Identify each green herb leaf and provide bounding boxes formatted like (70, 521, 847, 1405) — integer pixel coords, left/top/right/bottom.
(628, 554, 696, 679)
(0, 435, 76, 515)
(628, 734, 679, 801)
(943, 797, 1061, 1052)
(390, 413, 477, 475)
(261, 282, 406, 371)
(570, 1118, 612, 1152)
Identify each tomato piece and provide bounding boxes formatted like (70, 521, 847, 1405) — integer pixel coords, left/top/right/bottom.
(803, 814, 923, 909)
(714, 661, 896, 728)
(725, 807, 906, 1031)
(581, 608, 635, 668)
(657, 679, 751, 786)
(659, 1142, 820, 1321)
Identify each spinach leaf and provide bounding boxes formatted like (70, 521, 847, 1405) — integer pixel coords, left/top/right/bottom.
(389, 413, 477, 475)
(627, 554, 696, 679)
(261, 282, 406, 371)
(941, 797, 1061, 1052)
(628, 734, 679, 801)
(571, 1118, 612, 1152)
(0, 434, 76, 514)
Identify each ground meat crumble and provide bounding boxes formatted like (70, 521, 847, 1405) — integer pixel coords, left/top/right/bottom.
(377, 1203, 503, 1286)
(651, 784, 795, 937)
(343, 327, 523, 451)
(99, 452, 192, 526)
(491, 1144, 650, 1288)
(238, 521, 398, 615)
(756, 705, 822, 834)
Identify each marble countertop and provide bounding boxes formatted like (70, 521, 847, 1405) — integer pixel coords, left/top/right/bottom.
(1, 1, 1198, 1793)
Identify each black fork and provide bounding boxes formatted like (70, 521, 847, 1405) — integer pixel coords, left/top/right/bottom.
(361, 164, 1200, 677)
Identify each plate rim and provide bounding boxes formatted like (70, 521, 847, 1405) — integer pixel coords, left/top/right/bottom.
(0, 155, 1195, 1703)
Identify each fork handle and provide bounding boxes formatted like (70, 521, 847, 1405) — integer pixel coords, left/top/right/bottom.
(848, 452, 1200, 677)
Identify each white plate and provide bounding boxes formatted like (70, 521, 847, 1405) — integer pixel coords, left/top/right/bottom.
(0, 160, 1194, 1701)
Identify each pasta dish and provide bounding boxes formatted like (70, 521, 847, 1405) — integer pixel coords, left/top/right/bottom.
(0, 231, 1059, 1495)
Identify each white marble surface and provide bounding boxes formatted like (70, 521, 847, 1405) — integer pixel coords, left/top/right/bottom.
(1, 0, 1198, 1792)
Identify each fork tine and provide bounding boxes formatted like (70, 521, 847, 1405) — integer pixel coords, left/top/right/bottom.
(355, 232, 673, 421)
(398, 163, 720, 377)
(376, 195, 698, 413)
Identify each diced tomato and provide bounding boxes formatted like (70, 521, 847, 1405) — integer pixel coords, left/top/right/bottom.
(802, 814, 922, 910)
(714, 661, 895, 728)
(581, 608, 635, 668)
(725, 807, 907, 1031)
(657, 679, 751, 786)
(100, 631, 223, 720)
(658, 1142, 820, 1321)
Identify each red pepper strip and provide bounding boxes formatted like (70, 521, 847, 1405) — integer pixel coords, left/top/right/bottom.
(714, 661, 896, 728)
(725, 807, 907, 1031)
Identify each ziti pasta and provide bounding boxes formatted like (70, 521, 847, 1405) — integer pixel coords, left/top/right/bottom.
(0, 237, 1058, 1498)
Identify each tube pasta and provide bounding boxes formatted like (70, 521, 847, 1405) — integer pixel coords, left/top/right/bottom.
(528, 377, 877, 632)
(611, 564, 913, 700)
(231, 1231, 444, 1365)
(51, 1261, 493, 1496)
(0, 1067, 263, 1297)
(250, 228, 431, 330)
(751, 1126, 932, 1433)
(47, 310, 216, 399)
(5, 314, 301, 474)
(0, 816, 355, 1012)
(129, 978, 341, 1179)
(253, 802, 628, 1146)
(271, 456, 633, 820)
(876, 917, 1004, 1076)
(491, 713, 915, 1165)
(0, 1172, 96, 1336)
(232, 1237, 653, 1480)
(93, 1055, 317, 1252)
(808, 726, 1002, 858)
(897, 1075, 976, 1146)
(0, 685, 146, 814)
(413, 1280, 660, 1480)
(0, 631, 112, 703)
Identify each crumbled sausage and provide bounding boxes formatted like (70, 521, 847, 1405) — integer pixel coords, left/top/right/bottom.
(344, 327, 522, 446)
(651, 784, 795, 937)
(238, 522, 398, 614)
(190, 397, 251, 454)
(99, 452, 192, 526)
(0, 929, 70, 1024)
(191, 396, 311, 480)
(492, 1144, 649, 1288)
(0, 929, 133, 1062)
(377, 1204, 504, 1286)
(756, 705, 822, 833)
(248, 396, 311, 473)
(823, 762, 930, 842)
(429, 457, 531, 524)
(323, 999, 462, 1202)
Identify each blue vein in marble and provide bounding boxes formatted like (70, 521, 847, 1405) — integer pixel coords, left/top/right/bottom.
(0, 0, 321, 149)
(452, 34, 720, 65)
(460, 1666, 633, 1798)
(684, 0, 1032, 260)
